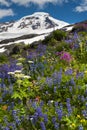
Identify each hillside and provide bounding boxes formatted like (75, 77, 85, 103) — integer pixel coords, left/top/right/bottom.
(0, 26, 87, 129)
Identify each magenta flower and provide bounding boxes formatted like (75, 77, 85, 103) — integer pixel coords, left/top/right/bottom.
(60, 51, 72, 63)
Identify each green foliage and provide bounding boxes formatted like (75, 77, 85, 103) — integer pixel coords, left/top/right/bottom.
(43, 30, 67, 45)
(55, 41, 70, 52)
(52, 29, 67, 41)
(0, 54, 8, 63)
(1, 31, 87, 130)
(48, 37, 58, 46)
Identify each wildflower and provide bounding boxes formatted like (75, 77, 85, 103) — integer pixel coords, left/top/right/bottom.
(77, 115, 81, 118)
(54, 86, 57, 93)
(55, 102, 58, 107)
(40, 121, 46, 130)
(71, 123, 75, 127)
(54, 122, 59, 130)
(43, 114, 48, 123)
(14, 70, 22, 73)
(8, 72, 15, 75)
(80, 119, 86, 123)
(4, 127, 10, 130)
(56, 108, 63, 120)
(36, 107, 43, 117)
(76, 72, 84, 79)
(84, 70, 87, 74)
(52, 117, 56, 124)
(82, 110, 87, 119)
(17, 57, 25, 61)
(65, 69, 73, 75)
(66, 98, 72, 116)
(35, 96, 40, 102)
(16, 62, 23, 66)
(23, 75, 31, 79)
(78, 124, 84, 130)
(2, 105, 8, 111)
(27, 60, 34, 63)
(60, 51, 72, 63)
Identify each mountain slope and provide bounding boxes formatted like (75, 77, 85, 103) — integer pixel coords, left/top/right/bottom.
(0, 12, 69, 40)
(0, 12, 69, 53)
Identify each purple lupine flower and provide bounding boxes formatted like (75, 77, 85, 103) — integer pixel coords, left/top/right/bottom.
(4, 127, 10, 130)
(10, 122, 16, 130)
(66, 98, 72, 116)
(55, 102, 58, 108)
(52, 117, 56, 124)
(12, 110, 17, 115)
(65, 39, 73, 44)
(82, 110, 87, 119)
(56, 108, 63, 120)
(85, 89, 87, 95)
(78, 124, 84, 130)
(73, 32, 79, 40)
(86, 97, 87, 101)
(85, 102, 87, 108)
(54, 122, 59, 130)
(54, 86, 57, 93)
(81, 96, 85, 102)
(59, 103, 63, 110)
(69, 78, 75, 86)
(32, 101, 37, 109)
(15, 116, 21, 125)
(36, 107, 43, 117)
(69, 86, 72, 93)
(0, 98, 2, 104)
(73, 43, 80, 49)
(46, 77, 53, 87)
(52, 69, 62, 85)
(40, 101, 44, 107)
(65, 69, 73, 75)
(40, 121, 46, 130)
(36, 44, 46, 54)
(43, 114, 48, 123)
(76, 72, 84, 79)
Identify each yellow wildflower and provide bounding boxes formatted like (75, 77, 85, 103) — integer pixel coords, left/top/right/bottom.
(80, 119, 86, 123)
(71, 123, 75, 127)
(77, 115, 81, 118)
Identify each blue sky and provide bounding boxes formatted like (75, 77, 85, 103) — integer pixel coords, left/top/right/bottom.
(0, 0, 87, 24)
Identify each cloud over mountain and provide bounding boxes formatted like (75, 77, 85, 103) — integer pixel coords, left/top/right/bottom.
(75, 0, 87, 12)
(0, 0, 10, 7)
(11, 0, 68, 7)
(0, 9, 14, 19)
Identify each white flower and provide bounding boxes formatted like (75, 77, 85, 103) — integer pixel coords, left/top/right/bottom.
(16, 62, 22, 66)
(8, 72, 15, 75)
(27, 61, 34, 63)
(14, 70, 22, 73)
(23, 75, 31, 79)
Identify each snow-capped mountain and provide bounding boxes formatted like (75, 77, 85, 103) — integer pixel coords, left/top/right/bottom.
(0, 12, 69, 53)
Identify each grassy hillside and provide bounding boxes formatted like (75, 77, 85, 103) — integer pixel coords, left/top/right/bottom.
(0, 29, 87, 130)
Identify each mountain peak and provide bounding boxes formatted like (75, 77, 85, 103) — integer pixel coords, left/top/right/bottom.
(0, 12, 69, 53)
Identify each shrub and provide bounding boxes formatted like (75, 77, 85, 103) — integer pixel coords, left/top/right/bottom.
(55, 41, 70, 52)
(48, 38, 58, 46)
(0, 54, 8, 63)
(52, 30, 67, 41)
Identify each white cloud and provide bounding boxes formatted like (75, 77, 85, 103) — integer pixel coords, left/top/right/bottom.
(75, 0, 87, 12)
(11, 0, 68, 7)
(0, 0, 10, 7)
(0, 9, 14, 19)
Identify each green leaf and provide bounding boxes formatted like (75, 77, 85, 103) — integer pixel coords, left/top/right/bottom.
(12, 92, 22, 100)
